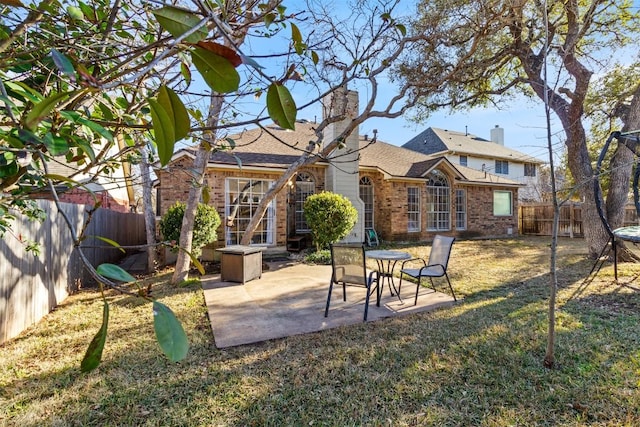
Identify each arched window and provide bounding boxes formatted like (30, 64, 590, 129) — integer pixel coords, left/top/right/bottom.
(295, 172, 315, 232)
(426, 170, 450, 231)
(359, 176, 374, 230)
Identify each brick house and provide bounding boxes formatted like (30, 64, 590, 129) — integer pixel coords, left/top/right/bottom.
(156, 92, 523, 254)
(403, 126, 545, 202)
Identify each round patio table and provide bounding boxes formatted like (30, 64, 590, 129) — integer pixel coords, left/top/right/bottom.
(366, 250, 411, 304)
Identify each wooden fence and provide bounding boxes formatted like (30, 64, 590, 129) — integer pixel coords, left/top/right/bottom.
(519, 202, 640, 237)
(0, 200, 146, 344)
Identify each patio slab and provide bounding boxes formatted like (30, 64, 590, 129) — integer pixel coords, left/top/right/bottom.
(202, 260, 456, 348)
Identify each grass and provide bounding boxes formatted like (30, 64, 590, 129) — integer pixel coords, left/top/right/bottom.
(1, 236, 640, 426)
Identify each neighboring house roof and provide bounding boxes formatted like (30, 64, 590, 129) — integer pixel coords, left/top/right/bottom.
(402, 127, 544, 164)
(167, 121, 521, 187)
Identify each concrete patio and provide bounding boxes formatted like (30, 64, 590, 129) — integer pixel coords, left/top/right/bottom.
(202, 259, 457, 348)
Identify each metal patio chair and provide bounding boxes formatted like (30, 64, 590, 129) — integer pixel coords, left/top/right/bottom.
(325, 243, 379, 321)
(398, 235, 457, 305)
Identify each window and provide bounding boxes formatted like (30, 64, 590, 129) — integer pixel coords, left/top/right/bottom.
(359, 176, 374, 230)
(407, 187, 420, 232)
(459, 155, 468, 167)
(225, 178, 275, 245)
(493, 190, 513, 216)
(495, 160, 509, 175)
(524, 163, 536, 177)
(455, 189, 466, 230)
(295, 172, 315, 232)
(426, 170, 450, 231)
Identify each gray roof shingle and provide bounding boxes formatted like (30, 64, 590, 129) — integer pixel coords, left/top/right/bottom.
(176, 121, 520, 186)
(402, 127, 543, 164)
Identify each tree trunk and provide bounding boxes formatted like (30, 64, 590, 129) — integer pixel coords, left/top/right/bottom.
(140, 144, 157, 274)
(171, 95, 223, 284)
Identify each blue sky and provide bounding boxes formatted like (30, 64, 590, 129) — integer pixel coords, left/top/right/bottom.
(194, 0, 638, 164)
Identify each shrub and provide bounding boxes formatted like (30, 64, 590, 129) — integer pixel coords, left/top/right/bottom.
(159, 202, 221, 258)
(304, 191, 358, 251)
(304, 249, 331, 265)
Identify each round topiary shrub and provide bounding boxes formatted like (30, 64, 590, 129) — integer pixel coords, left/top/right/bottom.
(304, 191, 358, 251)
(159, 202, 221, 258)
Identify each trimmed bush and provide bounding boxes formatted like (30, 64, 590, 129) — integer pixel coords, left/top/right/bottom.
(159, 202, 221, 258)
(304, 191, 358, 251)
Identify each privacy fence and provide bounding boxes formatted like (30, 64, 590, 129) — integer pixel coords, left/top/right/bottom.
(0, 200, 146, 344)
(518, 202, 640, 237)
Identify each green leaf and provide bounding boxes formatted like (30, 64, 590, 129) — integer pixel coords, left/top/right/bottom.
(191, 47, 240, 94)
(24, 91, 71, 131)
(50, 49, 76, 81)
(395, 23, 407, 36)
(80, 302, 109, 372)
(180, 62, 192, 86)
(60, 110, 113, 143)
(267, 83, 297, 130)
(153, 6, 208, 43)
(43, 132, 69, 156)
(148, 98, 175, 167)
(291, 23, 302, 44)
(311, 51, 319, 66)
(72, 136, 97, 163)
(94, 236, 125, 254)
(264, 12, 275, 28)
(67, 6, 84, 21)
(291, 23, 304, 55)
(153, 301, 189, 362)
(96, 263, 136, 283)
(157, 86, 190, 141)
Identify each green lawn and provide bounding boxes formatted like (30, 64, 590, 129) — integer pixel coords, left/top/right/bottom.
(1, 236, 639, 426)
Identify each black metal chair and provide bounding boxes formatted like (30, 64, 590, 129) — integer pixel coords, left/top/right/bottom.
(398, 235, 457, 305)
(592, 131, 640, 281)
(325, 243, 379, 321)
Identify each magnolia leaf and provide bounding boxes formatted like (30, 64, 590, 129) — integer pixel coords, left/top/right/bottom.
(291, 23, 304, 54)
(148, 98, 175, 166)
(50, 49, 76, 81)
(196, 41, 241, 67)
(24, 91, 71, 131)
(96, 263, 136, 283)
(157, 86, 190, 141)
(72, 137, 97, 163)
(180, 62, 192, 86)
(191, 47, 240, 94)
(80, 302, 109, 372)
(395, 23, 407, 36)
(60, 110, 114, 142)
(153, 301, 189, 362)
(153, 6, 208, 43)
(267, 83, 296, 130)
(43, 132, 69, 156)
(180, 247, 205, 275)
(94, 236, 125, 253)
(0, 0, 24, 6)
(311, 51, 319, 66)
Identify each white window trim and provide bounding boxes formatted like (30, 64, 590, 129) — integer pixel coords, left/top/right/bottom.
(225, 178, 275, 245)
(408, 186, 421, 232)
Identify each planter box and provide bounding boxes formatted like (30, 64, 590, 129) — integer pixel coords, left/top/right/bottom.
(216, 246, 263, 284)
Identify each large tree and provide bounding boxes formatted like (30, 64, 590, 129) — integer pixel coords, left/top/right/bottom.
(397, 0, 640, 258)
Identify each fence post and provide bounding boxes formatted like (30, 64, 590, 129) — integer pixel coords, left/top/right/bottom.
(569, 201, 574, 238)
